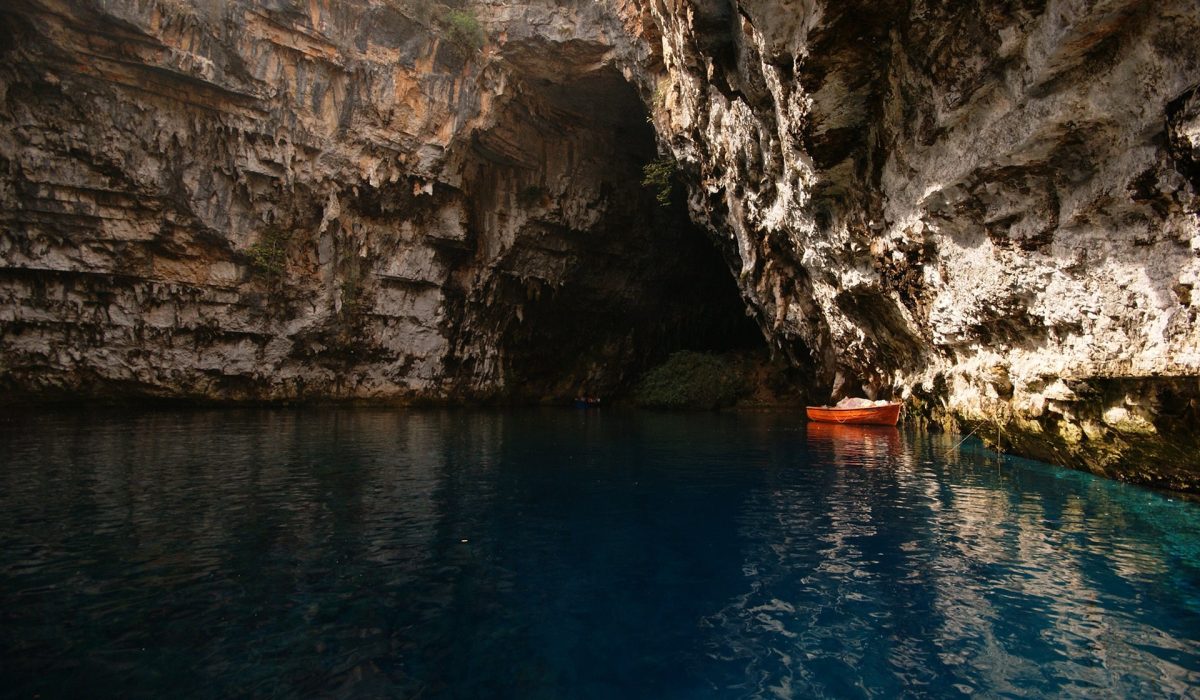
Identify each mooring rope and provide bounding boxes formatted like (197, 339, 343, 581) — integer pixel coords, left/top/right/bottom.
(953, 424, 981, 450)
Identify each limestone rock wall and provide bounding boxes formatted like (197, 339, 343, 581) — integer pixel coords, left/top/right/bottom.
(0, 0, 750, 402)
(639, 0, 1200, 489)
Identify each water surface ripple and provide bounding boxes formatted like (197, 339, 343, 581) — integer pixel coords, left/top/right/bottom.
(1, 409, 1197, 698)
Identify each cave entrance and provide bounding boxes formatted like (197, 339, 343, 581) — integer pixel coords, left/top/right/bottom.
(456, 59, 767, 402)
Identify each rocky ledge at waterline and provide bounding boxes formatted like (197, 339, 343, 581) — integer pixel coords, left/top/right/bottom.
(1, 0, 1198, 491)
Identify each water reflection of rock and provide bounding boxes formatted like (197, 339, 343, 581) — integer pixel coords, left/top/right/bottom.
(707, 427, 1200, 696)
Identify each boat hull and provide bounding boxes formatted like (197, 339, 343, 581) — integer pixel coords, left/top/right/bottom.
(806, 403, 902, 426)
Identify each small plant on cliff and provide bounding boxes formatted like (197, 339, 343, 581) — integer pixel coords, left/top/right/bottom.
(441, 8, 485, 50)
(642, 155, 676, 207)
(248, 229, 291, 278)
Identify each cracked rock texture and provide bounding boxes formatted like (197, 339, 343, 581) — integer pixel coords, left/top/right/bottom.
(641, 0, 1200, 490)
(0, 0, 754, 403)
(2, 0, 1199, 490)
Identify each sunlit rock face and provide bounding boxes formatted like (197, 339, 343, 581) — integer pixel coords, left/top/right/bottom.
(637, 0, 1200, 490)
(1, 0, 1198, 489)
(0, 0, 754, 403)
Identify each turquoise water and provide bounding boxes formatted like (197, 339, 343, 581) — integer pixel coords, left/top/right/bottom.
(1, 408, 1198, 698)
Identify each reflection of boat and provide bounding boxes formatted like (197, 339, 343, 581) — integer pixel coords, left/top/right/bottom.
(806, 402, 901, 425)
(806, 421, 904, 461)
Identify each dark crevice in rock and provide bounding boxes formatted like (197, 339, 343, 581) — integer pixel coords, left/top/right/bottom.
(0, 14, 20, 58)
(1167, 83, 1200, 193)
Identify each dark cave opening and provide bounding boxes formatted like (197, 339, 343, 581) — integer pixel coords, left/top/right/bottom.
(497, 197, 768, 401)
(457, 63, 768, 402)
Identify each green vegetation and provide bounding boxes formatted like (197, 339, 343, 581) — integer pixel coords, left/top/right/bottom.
(441, 8, 485, 50)
(634, 351, 746, 410)
(379, 2, 486, 50)
(247, 229, 291, 278)
(642, 155, 676, 207)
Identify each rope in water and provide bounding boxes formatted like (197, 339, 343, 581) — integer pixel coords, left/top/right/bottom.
(953, 424, 981, 450)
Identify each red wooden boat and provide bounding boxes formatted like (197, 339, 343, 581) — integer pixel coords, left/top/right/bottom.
(806, 402, 902, 426)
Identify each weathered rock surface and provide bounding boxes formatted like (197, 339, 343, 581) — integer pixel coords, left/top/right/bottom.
(640, 0, 1200, 490)
(0, 0, 756, 403)
(2, 0, 1198, 489)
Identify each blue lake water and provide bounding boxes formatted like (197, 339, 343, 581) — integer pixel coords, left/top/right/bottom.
(1, 408, 1198, 698)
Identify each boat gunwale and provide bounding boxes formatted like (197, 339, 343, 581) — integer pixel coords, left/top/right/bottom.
(805, 402, 902, 426)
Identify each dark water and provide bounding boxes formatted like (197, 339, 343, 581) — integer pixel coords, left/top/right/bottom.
(1, 409, 1198, 699)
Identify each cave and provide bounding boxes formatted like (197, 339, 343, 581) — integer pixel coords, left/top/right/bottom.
(4, 6, 1200, 695)
(0, 3, 775, 407)
(444, 58, 767, 402)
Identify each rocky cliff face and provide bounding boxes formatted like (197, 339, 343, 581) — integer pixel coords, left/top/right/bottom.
(637, 0, 1200, 490)
(2, 0, 1198, 489)
(0, 0, 757, 403)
